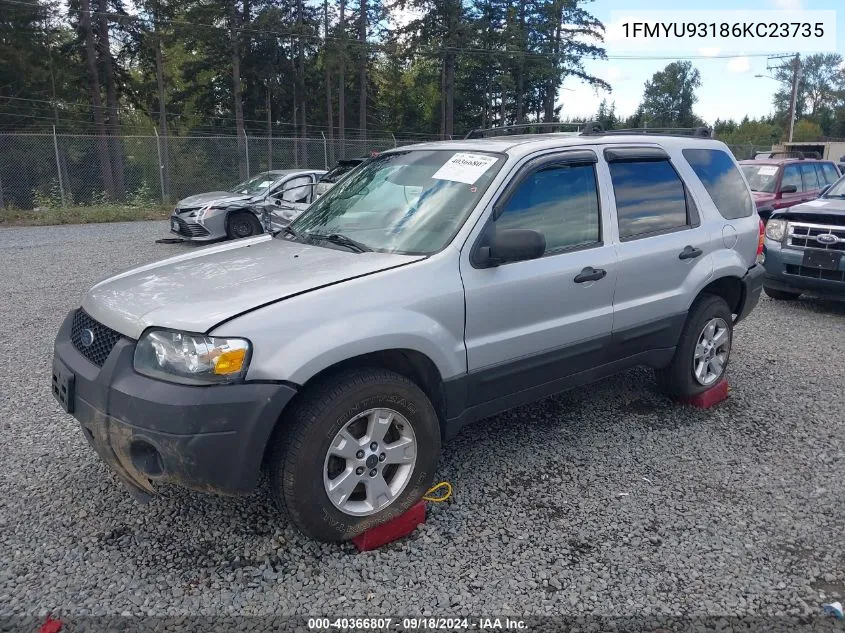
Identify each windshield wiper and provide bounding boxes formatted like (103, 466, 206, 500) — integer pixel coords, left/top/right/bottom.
(306, 232, 372, 253)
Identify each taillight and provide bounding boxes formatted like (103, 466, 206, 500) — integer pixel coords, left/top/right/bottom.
(756, 218, 765, 261)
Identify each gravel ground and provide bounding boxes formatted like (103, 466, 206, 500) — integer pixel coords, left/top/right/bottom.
(1, 221, 844, 627)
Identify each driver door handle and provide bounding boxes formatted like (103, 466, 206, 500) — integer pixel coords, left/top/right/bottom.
(679, 245, 703, 260)
(574, 266, 607, 283)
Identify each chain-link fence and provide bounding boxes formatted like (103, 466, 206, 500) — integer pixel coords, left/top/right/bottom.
(723, 144, 774, 160)
(0, 132, 440, 210)
(0, 132, 777, 211)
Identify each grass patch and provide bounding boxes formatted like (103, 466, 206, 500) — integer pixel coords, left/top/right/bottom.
(0, 204, 172, 227)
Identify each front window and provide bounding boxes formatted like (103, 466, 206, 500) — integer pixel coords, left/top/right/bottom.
(230, 172, 277, 195)
(740, 164, 779, 193)
(289, 150, 505, 255)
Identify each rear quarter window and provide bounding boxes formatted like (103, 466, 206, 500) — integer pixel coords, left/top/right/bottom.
(683, 149, 754, 220)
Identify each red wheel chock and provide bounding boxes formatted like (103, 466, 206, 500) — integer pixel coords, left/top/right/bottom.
(352, 500, 426, 551)
(675, 379, 729, 408)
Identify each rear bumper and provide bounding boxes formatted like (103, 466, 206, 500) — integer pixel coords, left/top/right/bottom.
(52, 311, 297, 498)
(763, 239, 845, 298)
(736, 264, 765, 323)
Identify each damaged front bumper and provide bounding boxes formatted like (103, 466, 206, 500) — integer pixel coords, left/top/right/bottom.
(51, 311, 296, 499)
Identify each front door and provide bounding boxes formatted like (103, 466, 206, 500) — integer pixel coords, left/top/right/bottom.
(776, 163, 805, 209)
(461, 151, 617, 407)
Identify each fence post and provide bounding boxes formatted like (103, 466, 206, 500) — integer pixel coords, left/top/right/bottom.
(154, 127, 166, 204)
(391, 133, 397, 148)
(322, 132, 328, 170)
(52, 126, 66, 209)
(245, 133, 250, 177)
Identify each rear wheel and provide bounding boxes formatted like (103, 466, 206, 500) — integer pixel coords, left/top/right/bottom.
(656, 294, 733, 398)
(764, 286, 801, 301)
(226, 211, 262, 239)
(267, 368, 441, 542)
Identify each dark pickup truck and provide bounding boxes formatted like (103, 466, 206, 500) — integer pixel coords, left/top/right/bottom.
(762, 175, 845, 300)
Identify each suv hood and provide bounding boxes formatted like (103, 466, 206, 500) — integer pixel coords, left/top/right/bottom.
(82, 236, 424, 339)
(176, 191, 257, 209)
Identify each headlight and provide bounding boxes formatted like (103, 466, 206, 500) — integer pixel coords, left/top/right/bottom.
(765, 219, 786, 241)
(134, 329, 251, 385)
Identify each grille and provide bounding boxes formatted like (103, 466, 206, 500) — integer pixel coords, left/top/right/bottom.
(785, 264, 845, 283)
(70, 309, 124, 367)
(787, 222, 845, 252)
(172, 216, 210, 237)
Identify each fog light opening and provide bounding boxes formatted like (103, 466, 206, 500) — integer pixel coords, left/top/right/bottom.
(129, 441, 164, 478)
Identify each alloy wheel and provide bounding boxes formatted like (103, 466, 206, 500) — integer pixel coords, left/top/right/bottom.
(322, 408, 417, 516)
(693, 317, 731, 386)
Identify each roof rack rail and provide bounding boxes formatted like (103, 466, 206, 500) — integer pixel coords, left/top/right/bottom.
(580, 126, 713, 138)
(464, 122, 585, 139)
(769, 150, 820, 159)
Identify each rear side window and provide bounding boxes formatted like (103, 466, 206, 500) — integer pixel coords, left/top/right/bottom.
(498, 163, 600, 253)
(683, 149, 754, 220)
(608, 160, 689, 240)
(821, 163, 839, 185)
(800, 163, 820, 190)
(782, 164, 802, 191)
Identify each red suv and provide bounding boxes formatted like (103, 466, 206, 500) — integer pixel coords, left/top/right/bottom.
(739, 158, 840, 220)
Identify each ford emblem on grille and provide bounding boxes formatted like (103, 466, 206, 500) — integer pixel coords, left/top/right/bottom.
(816, 233, 839, 245)
(80, 328, 96, 348)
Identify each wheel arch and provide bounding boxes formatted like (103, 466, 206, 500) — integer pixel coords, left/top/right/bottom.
(695, 275, 744, 316)
(261, 348, 448, 467)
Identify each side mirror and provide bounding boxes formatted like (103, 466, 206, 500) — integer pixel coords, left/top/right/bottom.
(780, 184, 798, 194)
(477, 229, 545, 267)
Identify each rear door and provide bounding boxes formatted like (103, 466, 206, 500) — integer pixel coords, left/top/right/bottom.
(461, 150, 617, 406)
(605, 146, 713, 357)
(800, 162, 823, 200)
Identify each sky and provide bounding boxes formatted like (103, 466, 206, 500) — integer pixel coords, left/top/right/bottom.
(559, 0, 844, 124)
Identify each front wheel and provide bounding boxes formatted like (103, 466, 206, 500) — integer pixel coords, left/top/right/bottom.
(226, 211, 263, 239)
(268, 368, 441, 542)
(656, 294, 733, 398)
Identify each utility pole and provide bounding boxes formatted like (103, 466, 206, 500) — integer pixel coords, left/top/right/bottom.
(786, 54, 801, 143)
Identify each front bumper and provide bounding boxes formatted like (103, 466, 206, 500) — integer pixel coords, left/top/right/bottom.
(763, 239, 845, 298)
(52, 311, 297, 498)
(169, 213, 218, 241)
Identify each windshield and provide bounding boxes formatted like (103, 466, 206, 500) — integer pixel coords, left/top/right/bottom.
(740, 164, 778, 193)
(288, 150, 505, 255)
(823, 175, 845, 198)
(230, 172, 277, 195)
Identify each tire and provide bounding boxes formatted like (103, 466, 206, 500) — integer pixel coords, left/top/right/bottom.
(656, 294, 733, 399)
(226, 211, 262, 239)
(267, 368, 441, 542)
(764, 286, 801, 301)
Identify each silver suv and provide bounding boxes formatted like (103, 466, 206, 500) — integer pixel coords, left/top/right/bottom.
(52, 127, 764, 542)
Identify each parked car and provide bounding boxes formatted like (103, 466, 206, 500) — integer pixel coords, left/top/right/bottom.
(740, 158, 840, 221)
(761, 173, 845, 300)
(52, 128, 763, 541)
(169, 169, 326, 241)
(314, 158, 367, 198)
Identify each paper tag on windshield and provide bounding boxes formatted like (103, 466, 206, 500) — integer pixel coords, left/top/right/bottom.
(757, 166, 778, 176)
(432, 153, 498, 184)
